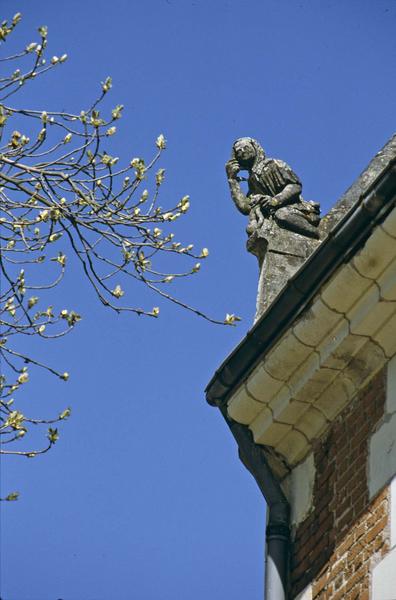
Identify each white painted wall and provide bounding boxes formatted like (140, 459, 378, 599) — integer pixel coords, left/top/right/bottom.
(372, 547, 396, 600)
(369, 355, 396, 499)
(391, 476, 396, 548)
(372, 475, 396, 600)
(281, 452, 315, 527)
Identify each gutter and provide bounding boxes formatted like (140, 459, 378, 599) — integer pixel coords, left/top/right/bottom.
(206, 158, 396, 409)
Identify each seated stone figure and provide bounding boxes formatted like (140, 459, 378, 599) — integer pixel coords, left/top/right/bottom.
(226, 137, 320, 239)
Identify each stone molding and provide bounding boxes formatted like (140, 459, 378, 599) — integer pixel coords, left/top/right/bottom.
(227, 206, 396, 471)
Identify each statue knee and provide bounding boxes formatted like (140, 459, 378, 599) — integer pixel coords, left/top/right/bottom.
(274, 207, 290, 225)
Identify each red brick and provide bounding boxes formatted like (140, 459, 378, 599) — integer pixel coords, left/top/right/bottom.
(353, 495, 367, 518)
(337, 508, 354, 533)
(296, 525, 315, 551)
(313, 571, 329, 595)
(335, 495, 351, 519)
(350, 479, 367, 503)
(351, 422, 371, 446)
(292, 554, 313, 581)
(344, 564, 368, 593)
(363, 515, 387, 545)
(333, 558, 346, 576)
(373, 535, 385, 554)
(315, 492, 334, 515)
(331, 586, 348, 600)
(315, 513, 334, 541)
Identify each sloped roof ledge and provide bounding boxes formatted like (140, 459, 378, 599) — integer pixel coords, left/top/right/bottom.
(206, 137, 396, 408)
(206, 137, 396, 469)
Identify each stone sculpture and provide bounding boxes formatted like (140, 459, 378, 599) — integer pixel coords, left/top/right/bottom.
(226, 137, 320, 238)
(226, 138, 321, 318)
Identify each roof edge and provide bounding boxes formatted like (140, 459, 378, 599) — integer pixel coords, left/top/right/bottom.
(206, 153, 396, 407)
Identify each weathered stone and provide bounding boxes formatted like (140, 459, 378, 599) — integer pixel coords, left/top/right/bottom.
(264, 331, 312, 381)
(227, 384, 264, 425)
(245, 363, 284, 403)
(226, 137, 321, 321)
(319, 133, 396, 237)
(248, 219, 319, 318)
(314, 376, 355, 420)
(275, 429, 308, 466)
(293, 298, 342, 347)
(373, 312, 396, 358)
(294, 406, 328, 441)
(378, 256, 396, 300)
(321, 263, 372, 314)
(381, 205, 396, 238)
(352, 225, 396, 280)
(252, 420, 291, 447)
(272, 398, 310, 426)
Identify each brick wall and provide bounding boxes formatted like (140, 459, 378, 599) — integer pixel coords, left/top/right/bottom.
(291, 369, 390, 599)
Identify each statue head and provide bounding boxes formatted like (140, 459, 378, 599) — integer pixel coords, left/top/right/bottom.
(232, 138, 266, 169)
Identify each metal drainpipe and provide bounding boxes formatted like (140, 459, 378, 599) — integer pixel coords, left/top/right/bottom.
(219, 406, 290, 600)
(265, 503, 290, 600)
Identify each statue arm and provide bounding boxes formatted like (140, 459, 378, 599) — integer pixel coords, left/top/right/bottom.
(227, 177, 251, 215)
(226, 159, 250, 215)
(273, 183, 302, 206)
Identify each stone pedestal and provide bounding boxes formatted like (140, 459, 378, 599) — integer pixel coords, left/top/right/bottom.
(247, 219, 319, 322)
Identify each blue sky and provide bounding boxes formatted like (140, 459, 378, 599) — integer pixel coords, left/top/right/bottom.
(1, 1, 395, 599)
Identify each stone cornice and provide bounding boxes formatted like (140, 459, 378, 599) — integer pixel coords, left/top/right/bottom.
(226, 206, 396, 473)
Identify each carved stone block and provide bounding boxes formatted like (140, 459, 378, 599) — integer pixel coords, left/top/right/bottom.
(247, 219, 320, 320)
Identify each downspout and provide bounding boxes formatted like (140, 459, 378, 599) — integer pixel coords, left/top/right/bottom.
(219, 406, 290, 600)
